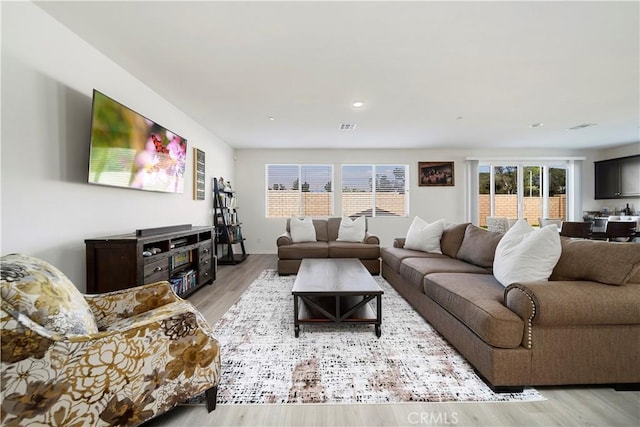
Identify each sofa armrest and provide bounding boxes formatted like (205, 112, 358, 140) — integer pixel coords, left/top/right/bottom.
(393, 237, 406, 248)
(503, 284, 538, 349)
(505, 280, 640, 348)
(277, 231, 293, 247)
(364, 232, 380, 245)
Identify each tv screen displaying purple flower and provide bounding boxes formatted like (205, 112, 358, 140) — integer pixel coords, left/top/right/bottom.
(88, 90, 187, 193)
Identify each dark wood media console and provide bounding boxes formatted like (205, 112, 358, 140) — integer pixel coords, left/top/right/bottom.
(85, 225, 215, 297)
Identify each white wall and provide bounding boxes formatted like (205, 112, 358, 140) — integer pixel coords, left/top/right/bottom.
(235, 147, 589, 253)
(1, 2, 234, 291)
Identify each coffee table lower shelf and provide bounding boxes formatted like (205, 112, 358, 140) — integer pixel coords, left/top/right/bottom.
(293, 294, 382, 338)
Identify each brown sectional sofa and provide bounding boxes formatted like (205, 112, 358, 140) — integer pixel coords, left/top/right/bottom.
(382, 222, 640, 391)
(277, 217, 381, 275)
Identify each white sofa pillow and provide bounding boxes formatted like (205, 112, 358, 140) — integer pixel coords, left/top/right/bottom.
(290, 217, 317, 243)
(493, 219, 562, 287)
(404, 217, 445, 254)
(337, 216, 366, 242)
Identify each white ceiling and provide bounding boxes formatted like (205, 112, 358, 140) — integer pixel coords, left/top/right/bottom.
(37, 1, 640, 150)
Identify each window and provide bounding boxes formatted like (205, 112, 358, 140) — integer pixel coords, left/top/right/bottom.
(266, 164, 333, 217)
(475, 160, 573, 227)
(341, 165, 408, 217)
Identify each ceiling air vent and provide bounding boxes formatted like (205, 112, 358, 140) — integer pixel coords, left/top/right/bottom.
(569, 123, 597, 130)
(339, 123, 357, 130)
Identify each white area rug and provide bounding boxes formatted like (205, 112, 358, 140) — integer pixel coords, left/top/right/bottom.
(211, 270, 543, 404)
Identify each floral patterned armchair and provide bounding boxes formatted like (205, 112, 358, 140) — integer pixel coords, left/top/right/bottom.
(0, 253, 220, 426)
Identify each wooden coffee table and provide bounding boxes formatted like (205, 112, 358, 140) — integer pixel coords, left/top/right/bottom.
(292, 258, 383, 338)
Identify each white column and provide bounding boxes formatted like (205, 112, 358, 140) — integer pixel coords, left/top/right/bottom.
(465, 160, 479, 224)
(542, 166, 550, 219)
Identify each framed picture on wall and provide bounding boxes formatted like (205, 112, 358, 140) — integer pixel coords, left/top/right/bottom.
(193, 148, 206, 200)
(418, 161, 455, 186)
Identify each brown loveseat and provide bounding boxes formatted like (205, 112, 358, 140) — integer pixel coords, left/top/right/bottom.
(382, 223, 640, 391)
(277, 217, 380, 275)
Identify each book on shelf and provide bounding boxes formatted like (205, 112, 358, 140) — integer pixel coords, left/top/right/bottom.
(229, 227, 243, 241)
(170, 269, 197, 295)
(216, 211, 238, 224)
(217, 193, 237, 208)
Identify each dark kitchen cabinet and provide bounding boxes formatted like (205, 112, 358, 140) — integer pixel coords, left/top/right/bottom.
(594, 155, 640, 199)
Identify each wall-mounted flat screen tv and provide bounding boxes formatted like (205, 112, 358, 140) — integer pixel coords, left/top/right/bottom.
(88, 90, 187, 193)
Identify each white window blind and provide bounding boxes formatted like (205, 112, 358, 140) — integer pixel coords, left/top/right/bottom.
(342, 165, 408, 217)
(266, 164, 333, 218)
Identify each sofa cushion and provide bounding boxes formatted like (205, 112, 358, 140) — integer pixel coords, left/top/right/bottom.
(0, 253, 98, 336)
(404, 217, 445, 254)
(380, 247, 444, 272)
(290, 217, 317, 243)
(399, 257, 490, 292)
(493, 220, 562, 287)
(423, 272, 524, 348)
(550, 238, 640, 285)
(456, 225, 503, 270)
(336, 216, 366, 242)
(287, 218, 328, 242)
(278, 242, 329, 259)
(327, 217, 342, 241)
(440, 222, 470, 258)
(313, 219, 330, 242)
(328, 241, 380, 259)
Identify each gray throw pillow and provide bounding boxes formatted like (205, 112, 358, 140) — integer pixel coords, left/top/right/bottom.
(456, 225, 503, 270)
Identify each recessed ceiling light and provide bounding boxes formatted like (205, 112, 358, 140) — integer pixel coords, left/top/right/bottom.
(268, 117, 275, 121)
(569, 123, 597, 130)
(529, 122, 544, 128)
(352, 101, 365, 108)
(456, 116, 464, 120)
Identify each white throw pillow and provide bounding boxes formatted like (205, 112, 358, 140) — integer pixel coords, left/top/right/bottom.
(404, 217, 445, 254)
(290, 217, 317, 243)
(337, 216, 366, 242)
(493, 219, 562, 287)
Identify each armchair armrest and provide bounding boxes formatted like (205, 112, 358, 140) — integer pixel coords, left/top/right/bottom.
(1, 303, 220, 426)
(84, 281, 181, 330)
(277, 231, 293, 247)
(364, 232, 380, 245)
(72, 302, 213, 342)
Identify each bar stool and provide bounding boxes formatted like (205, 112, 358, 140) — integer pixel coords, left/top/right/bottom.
(560, 221, 592, 239)
(605, 221, 636, 242)
(486, 217, 509, 233)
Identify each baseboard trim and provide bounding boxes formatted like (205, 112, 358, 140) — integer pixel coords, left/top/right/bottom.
(614, 383, 640, 391)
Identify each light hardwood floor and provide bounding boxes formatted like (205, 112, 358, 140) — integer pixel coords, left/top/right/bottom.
(144, 254, 640, 427)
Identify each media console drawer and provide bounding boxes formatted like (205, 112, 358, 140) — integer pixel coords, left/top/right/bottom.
(144, 257, 169, 283)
